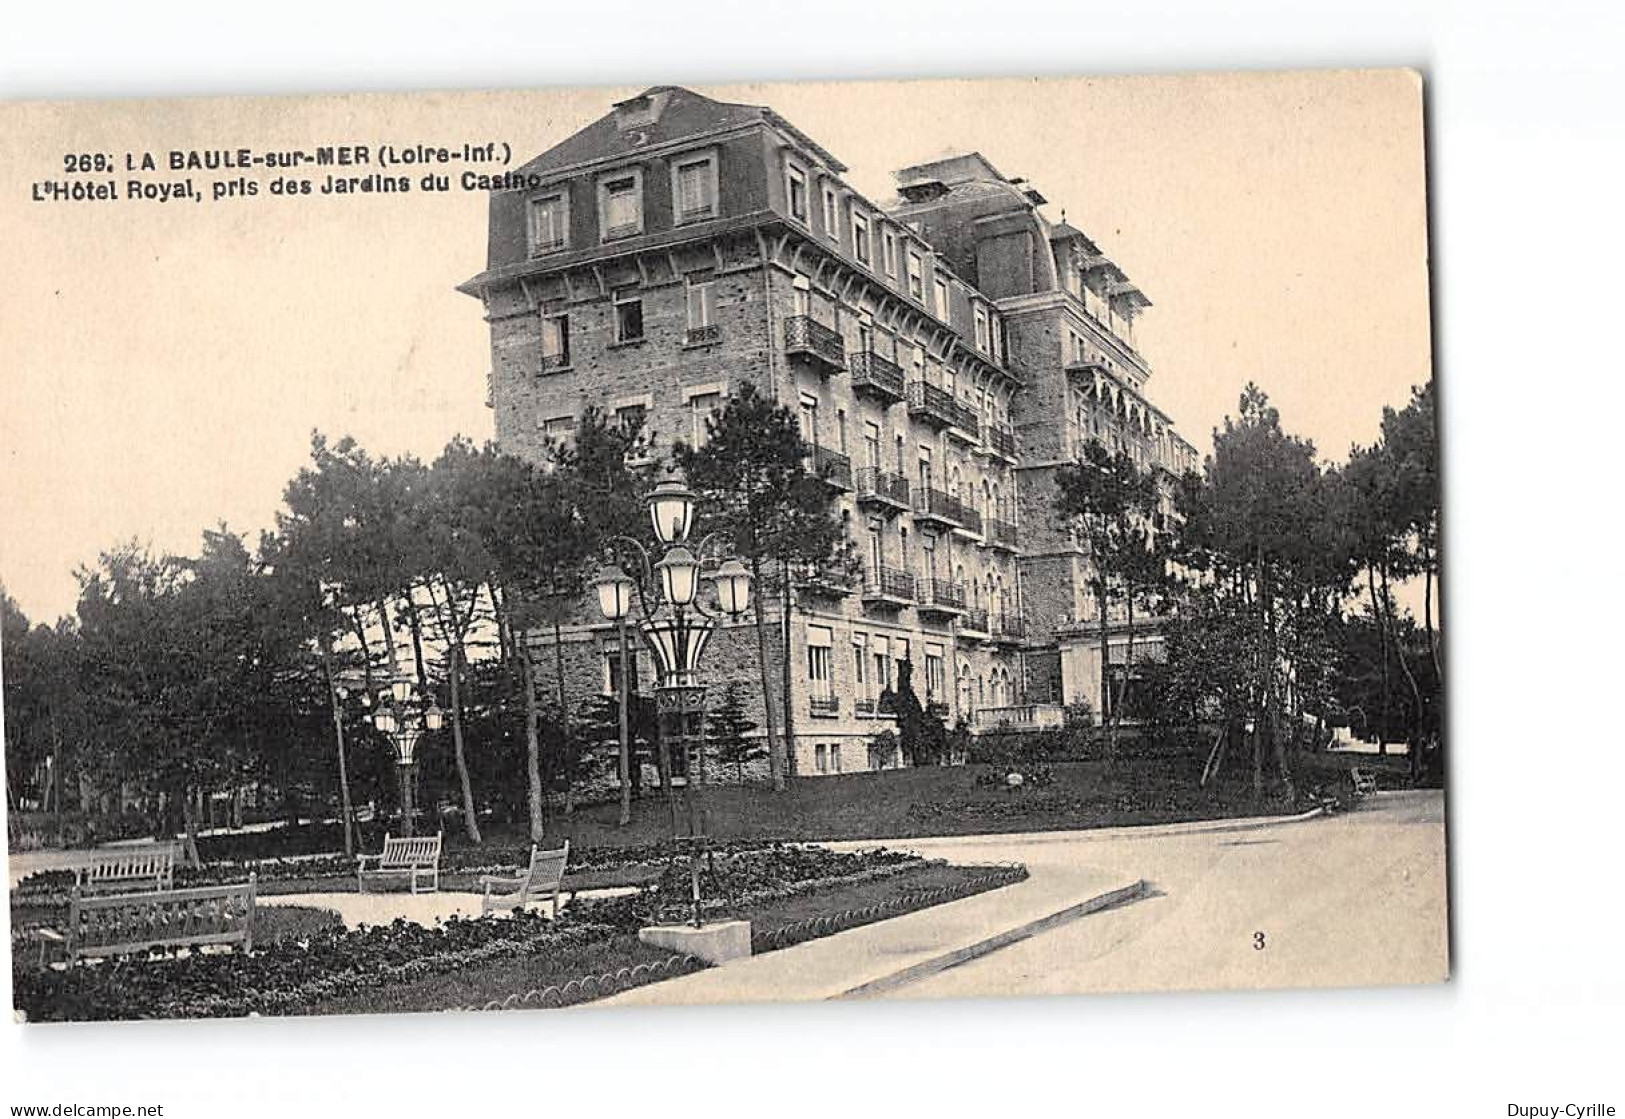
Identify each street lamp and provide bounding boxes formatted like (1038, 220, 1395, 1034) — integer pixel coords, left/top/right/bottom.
(592, 476, 753, 926)
(372, 680, 441, 838)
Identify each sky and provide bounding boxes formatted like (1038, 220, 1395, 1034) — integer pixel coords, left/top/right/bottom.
(0, 71, 1431, 625)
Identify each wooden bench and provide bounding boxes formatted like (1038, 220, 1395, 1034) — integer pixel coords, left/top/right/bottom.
(357, 832, 443, 894)
(1350, 767, 1379, 799)
(480, 842, 571, 917)
(72, 844, 178, 895)
(34, 876, 257, 966)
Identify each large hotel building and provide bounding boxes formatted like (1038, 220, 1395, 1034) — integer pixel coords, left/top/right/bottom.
(460, 86, 1198, 777)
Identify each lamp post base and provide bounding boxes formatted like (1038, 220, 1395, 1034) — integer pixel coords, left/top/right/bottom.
(637, 920, 752, 965)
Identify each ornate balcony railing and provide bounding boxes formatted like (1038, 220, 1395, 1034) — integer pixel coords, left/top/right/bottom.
(972, 703, 1065, 730)
(920, 577, 966, 614)
(914, 487, 965, 527)
(811, 446, 852, 491)
(853, 696, 881, 717)
(685, 324, 721, 346)
(906, 381, 959, 429)
(983, 423, 1017, 459)
(855, 467, 910, 512)
(809, 693, 839, 717)
(945, 398, 982, 443)
(792, 560, 857, 598)
(953, 506, 984, 538)
(784, 315, 845, 374)
(861, 565, 916, 605)
(992, 612, 1027, 643)
(541, 352, 571, 373)
(849, 351, 906, 403)
(961, 606, 990, 636)
(988, 518, 1020, 551)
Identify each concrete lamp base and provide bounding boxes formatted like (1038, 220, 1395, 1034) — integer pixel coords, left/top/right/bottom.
(638, 920, 753, 965)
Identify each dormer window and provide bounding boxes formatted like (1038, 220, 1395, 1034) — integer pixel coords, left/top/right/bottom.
(527, 190, 570, 255)
(672, 152, 718, 223)
(852, 209, 871, 265)
(598, 169, 643, 241)
(821, 182, 841, 241)
(882, 228, 898, 278)
(934, 275, 951, 321)
(906, 249, 924, 301)
(974, 305, 990, 352)
(785, 160, 809, 224)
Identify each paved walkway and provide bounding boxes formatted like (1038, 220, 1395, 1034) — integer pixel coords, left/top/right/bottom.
(596, 859, 1137, 1008)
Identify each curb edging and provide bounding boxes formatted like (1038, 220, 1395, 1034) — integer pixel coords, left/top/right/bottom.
(830, 878, 1152, 1001)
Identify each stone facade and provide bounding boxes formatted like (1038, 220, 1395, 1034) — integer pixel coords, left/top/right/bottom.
(460, 87, 1198, 772)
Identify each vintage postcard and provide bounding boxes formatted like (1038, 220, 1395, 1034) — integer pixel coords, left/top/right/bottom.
(0, 71, 1445, 1023)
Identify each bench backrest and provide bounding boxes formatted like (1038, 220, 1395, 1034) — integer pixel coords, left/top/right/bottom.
(523, 842, 570, 897)
(379, 833, 442, 868)
(75, 845, 177, 891)
(67, 876, 256, 960)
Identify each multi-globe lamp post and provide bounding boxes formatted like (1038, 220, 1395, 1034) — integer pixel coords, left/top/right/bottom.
(369, 678, 443, 839)
(594, 476, 752, 927)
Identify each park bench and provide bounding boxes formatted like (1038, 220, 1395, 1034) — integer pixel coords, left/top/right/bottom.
(1350, 767, 1379, 799)
(33, 876, 257, 966)
(71, 844, 178, 895)
(357, 832, 443, 894)
(479, 842, 571, 917)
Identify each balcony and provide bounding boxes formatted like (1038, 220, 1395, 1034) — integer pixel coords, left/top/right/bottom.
(861, 565, 916, 609)
(972, 703, 1065, 732)
(944, 400, 982, 446)
(811, 446, 853, 492)
(991, 612, 1028, 646)
(685, 324, 721, 347)
(925, 699, 951, 722)
(784, 315, 845, 376)
(913, 487, 965, 529)
(853, 696, 886, 718)
(960, 606, 990, 641)
(951, 505, 984, 541)
(540, 352, 571, 373)
(855, 467, 911, 515)
(987, 518, 1020, 553)
(1065, 355, 1109, 378)
(849, 350, 906, 404)
(906, 381, 959, 430)
(808, 693, 839, 717)
(792, 560, 856, 599)
(980, 422, 1017, 462)
(918, 577, 966, 619)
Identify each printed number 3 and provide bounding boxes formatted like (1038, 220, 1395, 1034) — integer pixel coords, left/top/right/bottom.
(1253, 931, 1267, 950)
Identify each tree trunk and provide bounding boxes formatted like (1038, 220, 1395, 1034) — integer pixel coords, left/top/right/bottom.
(1367, 567, 1390, 756)
(1097, 578, 1114, 764)
(552, 619, 574, 816)
(518, 642, 546, 842)
(779, 558, 798, 780)
(447, 642, 482, 843)
(406, 592, 430, 691)
(318, 631, 356, 856)
(750, 558, 784, 791)
(1252, 546, 1268, 801)
(376, 596, 403, 680)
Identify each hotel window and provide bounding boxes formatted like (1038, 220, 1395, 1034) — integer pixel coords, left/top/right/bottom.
(852, 210, 871, 265)
(906, 250, 924, 300)
(686, 276, 717, 341)
(872, 635, 892, 692)
(527, 190, 569, 254)
(853, 634, 868, 694)
(910, 344, 926, 384)
(821, 183, 840, 240)
(863, 421, 882, 470)
(815, 744, 828, 774)
(925, 646, 945, 699)
(543, 414, 576, 441)
(689, 390, 722, 447)
(934, 275, 950, 320)
(974, 305, 990, 352)
(792, 274, 812, 317)
(856, 312, 873, 354)
(807, 625, 834, 701)
(799, 394, 819, 446)
(613, 287, 644, 343)
(785, 161, 809, 223)
(540, 314, 570, 368)
(831, 744, 842, 773)
(990, 316, 1003, 362)
(604, 646, 640, 696)
(597, 169, 643, 241)
(614, 402, 646, 437)
(882, 229, 898, 278)
(922, 532, 937, 580)
(671, 152, 718, 223)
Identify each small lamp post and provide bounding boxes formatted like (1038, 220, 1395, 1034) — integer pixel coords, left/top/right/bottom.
(372, 680, 442, 838)
(594, 562, 636, 827)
